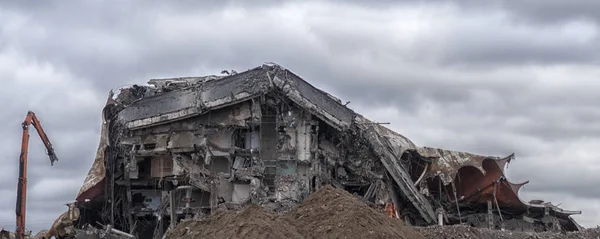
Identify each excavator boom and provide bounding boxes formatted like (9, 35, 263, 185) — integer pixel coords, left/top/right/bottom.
(16, 111, 58, 239)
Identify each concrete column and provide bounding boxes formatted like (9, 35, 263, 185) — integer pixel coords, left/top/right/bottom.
(169, 191, 177, 229)
(185, 188, 192, 219)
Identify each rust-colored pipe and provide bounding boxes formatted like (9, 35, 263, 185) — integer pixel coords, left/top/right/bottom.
(15, 111, 58, 239)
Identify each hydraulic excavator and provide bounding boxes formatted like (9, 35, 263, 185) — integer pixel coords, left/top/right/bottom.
(15, 111, 59, 239)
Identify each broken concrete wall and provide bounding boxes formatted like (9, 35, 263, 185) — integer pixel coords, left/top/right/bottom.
(217, 178, 234, 203)
(295, 118, 313, 163)
(117, 92, 384, 228)
(232, 183, 251, 203)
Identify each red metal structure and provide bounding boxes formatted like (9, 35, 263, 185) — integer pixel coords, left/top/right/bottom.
(15, 111, 58, 239)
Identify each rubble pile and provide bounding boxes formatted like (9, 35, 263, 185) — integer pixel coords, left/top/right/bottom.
(65, 64, 583, 238)
(165, 185, 424, 239)
(163, 204, 303, 239)
(416, 225, 600, 239)
(288, 185, 424, 239)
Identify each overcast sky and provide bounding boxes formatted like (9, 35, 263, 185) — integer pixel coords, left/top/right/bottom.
(1, 0, 600, 233)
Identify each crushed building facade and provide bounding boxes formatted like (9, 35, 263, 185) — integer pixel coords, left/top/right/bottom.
(55, 64, 581, 238)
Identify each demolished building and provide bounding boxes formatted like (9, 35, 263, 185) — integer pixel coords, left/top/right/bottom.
(56, 64, 581, 238)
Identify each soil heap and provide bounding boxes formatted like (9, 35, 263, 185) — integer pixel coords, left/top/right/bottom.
(163, 204, 303, 239)
(163, 185, 599, 239)
(288, 185, 425, 239)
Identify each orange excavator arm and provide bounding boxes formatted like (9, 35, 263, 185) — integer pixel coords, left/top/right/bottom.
(16, 111, 58, 239)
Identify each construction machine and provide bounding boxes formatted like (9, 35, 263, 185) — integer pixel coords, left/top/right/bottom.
(15, 111, 59, 239)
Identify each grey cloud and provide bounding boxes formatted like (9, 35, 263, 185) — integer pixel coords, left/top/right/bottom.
(501, 0, 600, 24)
(438, 26, 600, 66)
(509, 158, 600, 199)
(1, 1, 326, 90)
(5, 0, 599, 94)
(331, 0, 600, 25)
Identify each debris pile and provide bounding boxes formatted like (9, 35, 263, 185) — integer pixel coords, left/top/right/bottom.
(288, 185, 424, 239)
(164, 185, 424, 239)
(163, 204, 303, 239)
(63, 64, 583, 238)
(415, 225, 600, 239)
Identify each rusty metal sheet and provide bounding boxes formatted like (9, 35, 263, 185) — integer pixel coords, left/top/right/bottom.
(453, 158, 527, 209)
(418, 147, 580, 224)
(416, 147, 511, 185)
(419, 148, 526, 209)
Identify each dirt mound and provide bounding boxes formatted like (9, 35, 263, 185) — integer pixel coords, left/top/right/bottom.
(288, 185, 425, 239)
(164, 186, 424, 239)
(164, 186, 598, 239)
(416, 225, 600, 239)
(164, 204, 303, 239)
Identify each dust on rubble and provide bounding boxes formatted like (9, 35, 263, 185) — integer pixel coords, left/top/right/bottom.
(164, 185, 425, 239)
(415, 225, 600, 239)
(163, 186, 600, 239)
(163, 203, 303, 239)
(288, 185, 424, 239)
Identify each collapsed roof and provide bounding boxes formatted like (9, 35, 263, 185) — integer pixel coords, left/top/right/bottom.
(63, 64, 580, 238)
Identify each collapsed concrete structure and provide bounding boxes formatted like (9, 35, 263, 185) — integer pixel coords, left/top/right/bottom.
(56, 64, 581, 238)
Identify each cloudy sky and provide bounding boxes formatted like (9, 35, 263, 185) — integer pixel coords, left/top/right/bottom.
(1, 0, 600, 232)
